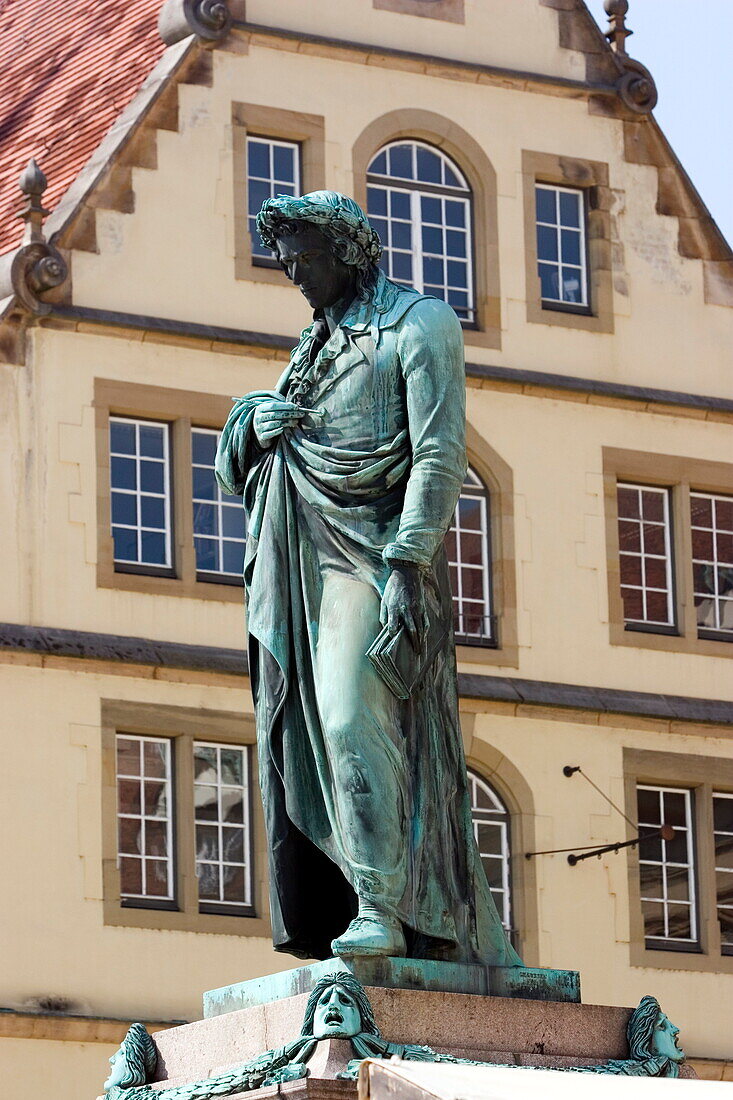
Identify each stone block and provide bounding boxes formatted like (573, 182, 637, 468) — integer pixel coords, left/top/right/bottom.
(203, 958, 580, 1018)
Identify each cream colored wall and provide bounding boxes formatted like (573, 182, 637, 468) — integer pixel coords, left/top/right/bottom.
(2, 1037, 117, 1100)
(469, 712, 733, 1061)
(244, 0, 589, 80)
(4, 326, 731, 706)
(0, 660, 291, 1024)
(1, 653, 731, 1061)
(67, 37, 733, 399)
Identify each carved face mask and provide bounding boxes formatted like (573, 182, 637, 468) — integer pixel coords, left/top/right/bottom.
(652, 1013, 684, 1063)
(312, 984, 362, 1039)
(104, 1046, 127, 1089)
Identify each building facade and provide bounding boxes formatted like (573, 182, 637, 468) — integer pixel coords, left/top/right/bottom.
(1, 0, 732, 1094)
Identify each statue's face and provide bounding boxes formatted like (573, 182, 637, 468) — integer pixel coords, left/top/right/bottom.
(104, 1045, 126, 1089)
(652, 1012, 684, 1063)
(312, 983, 362, 1039)
(275, 225, 356, 311)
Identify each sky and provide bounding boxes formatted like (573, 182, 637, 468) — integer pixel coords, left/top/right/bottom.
(585, 0, 733, 245)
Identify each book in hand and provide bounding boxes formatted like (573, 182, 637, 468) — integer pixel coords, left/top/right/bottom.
(366, 617, 448, 701)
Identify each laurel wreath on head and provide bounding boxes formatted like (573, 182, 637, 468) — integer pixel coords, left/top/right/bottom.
(256, 193, 383, 267)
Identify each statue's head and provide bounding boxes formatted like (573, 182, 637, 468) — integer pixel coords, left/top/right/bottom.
(104, 1022, 158, 1090)
(627, 996, 684, 1065)
(256, 191, 382, 310)
(300, 972, 381, 1041)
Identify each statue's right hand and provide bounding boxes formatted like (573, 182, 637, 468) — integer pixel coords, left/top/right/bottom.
(253, 400, 306, 446)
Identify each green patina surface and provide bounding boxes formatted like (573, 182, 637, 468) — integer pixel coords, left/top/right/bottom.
(202, 957, 580, 1018)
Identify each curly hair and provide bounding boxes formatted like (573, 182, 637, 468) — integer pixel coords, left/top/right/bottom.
(256, 191, 382, 299)
(111, 1022, 158, 1088)
(299, 973, 381, 1039)
(626, 995, 662, 1061)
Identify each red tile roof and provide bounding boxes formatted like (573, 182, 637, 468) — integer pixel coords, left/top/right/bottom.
(0, 0, 166, 255)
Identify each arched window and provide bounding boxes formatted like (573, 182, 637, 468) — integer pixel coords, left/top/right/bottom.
(468, 769, 512, 933)
(446, 466, 493, 645)
(366, 141, 475, 323)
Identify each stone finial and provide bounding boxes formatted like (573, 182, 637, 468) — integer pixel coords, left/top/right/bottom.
(158, 0, 232, 46)
(19, 158, 50, 245)
(0, 157, 69, 314)
(604, 0, 633, 55)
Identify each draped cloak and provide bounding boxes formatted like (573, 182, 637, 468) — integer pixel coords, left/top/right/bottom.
(216, 271, 521, 966)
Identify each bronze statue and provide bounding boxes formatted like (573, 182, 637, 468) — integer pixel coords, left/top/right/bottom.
(216, 190, 519, 965)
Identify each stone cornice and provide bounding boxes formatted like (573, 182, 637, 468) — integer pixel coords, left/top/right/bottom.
(232, 20, 618, 99)
(40, 305, 733, 417)
(0, 1007, 184, 1043)
(2, 622, 732, 726)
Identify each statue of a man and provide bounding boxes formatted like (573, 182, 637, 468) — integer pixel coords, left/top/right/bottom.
(216, 191, 520, 966)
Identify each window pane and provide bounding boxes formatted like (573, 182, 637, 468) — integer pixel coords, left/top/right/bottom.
(468, 769, 511, 933)
(388, 143, 413, 179)
(636, 785, 697, 946)
(447, 469, 492, 643)
(536, 225, 558, 263)
(691, 493, 733, 633)
(617, 484, 673, 627)
(194, 743, 251, 910)
(109, 418, 171, 569)
(116, 734, 173, 904)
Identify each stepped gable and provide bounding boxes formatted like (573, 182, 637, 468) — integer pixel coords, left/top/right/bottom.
(0, 0, 166, 257)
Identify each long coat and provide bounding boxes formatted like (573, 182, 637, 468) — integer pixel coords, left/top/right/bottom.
(216, 271, 520, 966)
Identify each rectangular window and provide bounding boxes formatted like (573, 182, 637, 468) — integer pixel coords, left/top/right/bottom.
(247, 136, 300, 261)
(636, 784, 697, 948)
(690, 492, 733, 637)
(194, 742, 252, 914)
(191, 428, 246, 581)
(714, 793, 733, 954)
(109, 417, 172, 571)
(115, 734, 175, 907)
(535, 184, 588, 309)
(617, 483, 674, 630)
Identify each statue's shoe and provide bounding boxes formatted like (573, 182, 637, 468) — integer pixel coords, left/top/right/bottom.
(331, 915, 407, 958)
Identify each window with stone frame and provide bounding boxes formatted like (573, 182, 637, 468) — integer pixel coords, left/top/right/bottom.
(603, 448, 733, 656)
(112, 727, 255, 920)
(468, 769, 512, 933)
(625, 749, 733, 972)
(446, 467, 494, 645)
(366, 140, 475, 323)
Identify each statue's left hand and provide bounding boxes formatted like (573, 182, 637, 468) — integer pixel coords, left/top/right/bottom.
(380, 564, 423, 649)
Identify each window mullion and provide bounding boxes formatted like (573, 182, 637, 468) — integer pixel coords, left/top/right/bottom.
(697, 782, 720, 957)
(411, 190, 424, 295)
(176, 733, 198, 916)
(676, 481, 695, 641)
(172, 417, 195, 585)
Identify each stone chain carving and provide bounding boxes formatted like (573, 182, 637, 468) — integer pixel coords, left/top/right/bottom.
(158, 0, 232, 46)
(102, 977, 685, 1098)
(0, 159, 69, 315)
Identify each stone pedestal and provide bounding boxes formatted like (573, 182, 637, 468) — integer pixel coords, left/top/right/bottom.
(100, 958, 694, 1096)
(147, 959, 627, 1090)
